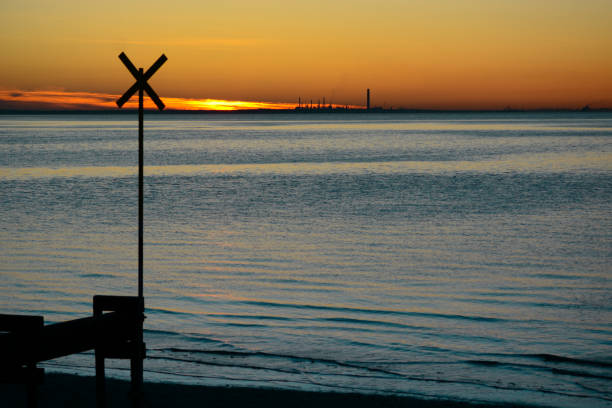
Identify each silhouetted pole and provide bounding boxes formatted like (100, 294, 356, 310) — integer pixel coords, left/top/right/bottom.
(134, 69, 144, 406)
(367, 88, 370, 111)
(116, 52, 166, 406)
(138, 68, 144, 299)
(116, 52, 166, 298)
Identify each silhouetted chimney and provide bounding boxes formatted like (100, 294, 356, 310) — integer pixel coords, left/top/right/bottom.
(367, 88, 370, 110)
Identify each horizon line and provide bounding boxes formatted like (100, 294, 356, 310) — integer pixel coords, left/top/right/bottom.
(0, 89, 609, 113)
(0, 89, 364, 112)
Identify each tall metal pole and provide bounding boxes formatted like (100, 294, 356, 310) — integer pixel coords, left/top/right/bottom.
(133, 67, 145, 404)
(116, 54, 166, 406)
(138, 68, 144, 300)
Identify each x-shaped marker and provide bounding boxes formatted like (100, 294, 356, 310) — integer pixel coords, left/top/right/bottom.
(116, 52, 167, 110)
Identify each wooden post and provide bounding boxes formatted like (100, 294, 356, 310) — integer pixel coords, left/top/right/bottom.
(25, 364, 37, 408)
(94, 304, 106, 408)
(92, 296, 145, 407)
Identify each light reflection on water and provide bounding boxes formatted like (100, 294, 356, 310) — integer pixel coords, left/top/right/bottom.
(2, 150, 611, 180)
(1, 112, 611, 407)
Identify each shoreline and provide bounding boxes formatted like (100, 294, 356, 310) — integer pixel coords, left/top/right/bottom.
(1, 373, 543, 408)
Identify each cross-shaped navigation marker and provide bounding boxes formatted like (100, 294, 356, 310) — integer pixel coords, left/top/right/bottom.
(116, 52, 167, 110)
(116, 52, 167, 300)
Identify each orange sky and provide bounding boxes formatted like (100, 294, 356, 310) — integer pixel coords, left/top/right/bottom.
(1, 0, 611, 110)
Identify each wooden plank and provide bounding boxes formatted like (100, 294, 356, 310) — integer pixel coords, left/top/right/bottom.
(0, 314, 43, 332)
(118, 52, 139, 79)
(97, 341, 145, 359)
(0, 367, 44, 384)
(0, 311, 141, 365)
(143, 82, 165, 110)
(93, 295, 143, 313)
(0, 314, 44, 366)
(1, 299, 145, 404)
(143, 54, 167, 81)
(116, 81, 139, 108)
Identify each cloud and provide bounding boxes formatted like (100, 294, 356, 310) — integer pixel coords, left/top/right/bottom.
(67, 37, 263, 48)
(0, 89, 299, 111)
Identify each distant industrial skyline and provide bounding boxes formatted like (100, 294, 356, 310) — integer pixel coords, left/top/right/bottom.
(0, 87, 609, 112)
(1, 1, 611, 110)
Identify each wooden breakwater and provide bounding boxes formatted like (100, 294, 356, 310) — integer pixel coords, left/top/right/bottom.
(0, 295, 144, 408)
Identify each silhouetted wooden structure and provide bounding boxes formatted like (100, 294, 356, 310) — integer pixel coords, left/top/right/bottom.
(1, 53, 166, 408)
(0, 314, 44, 408)
(0, 296, 143, 407)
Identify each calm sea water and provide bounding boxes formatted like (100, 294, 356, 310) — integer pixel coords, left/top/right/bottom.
(1, 112, 611, 407)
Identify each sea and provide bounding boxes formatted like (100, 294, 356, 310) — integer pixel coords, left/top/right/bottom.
(0, 112, 610, 407)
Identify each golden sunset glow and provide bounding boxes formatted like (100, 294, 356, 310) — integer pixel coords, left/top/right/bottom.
(0, 90, 303, 111)
(1, 1, 612, 110)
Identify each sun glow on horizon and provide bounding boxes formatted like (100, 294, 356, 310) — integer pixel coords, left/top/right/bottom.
(173, 98, 296, 111)
(0, 89, 314, 111)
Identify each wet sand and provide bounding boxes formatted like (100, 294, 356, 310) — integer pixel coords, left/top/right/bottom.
(1, 373, 540, 408)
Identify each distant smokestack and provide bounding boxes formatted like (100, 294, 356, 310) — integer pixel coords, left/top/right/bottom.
(367, 88, 370, 110)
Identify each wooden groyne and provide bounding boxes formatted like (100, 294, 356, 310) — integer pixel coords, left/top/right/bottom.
(0, 295, 144, 407)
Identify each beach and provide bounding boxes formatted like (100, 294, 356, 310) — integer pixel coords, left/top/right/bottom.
(2, 373, 539, 408)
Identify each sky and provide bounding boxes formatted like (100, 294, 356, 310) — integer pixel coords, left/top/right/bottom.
(1, 0, 611, 110)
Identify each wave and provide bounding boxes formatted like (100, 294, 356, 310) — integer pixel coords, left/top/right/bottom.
(238, 300, 507, 322)
(466, 360, 612, 381)
(321, 316, 428, 330)
(42, 357, 612, 406)
(144, 347, 612, 403)
(523, 353, 612, 368)
(154, 347, 612, 381)
(143, 300, 510, 329)
(153, 347, 402, 378)
(146, 307, 195, 317)
(215, 322, 270, 328)
(144, 328, 185, 337)
(80, 273, 115, 278)
(205, 314, 432, 334)
(209, 313, 293, 322)
(153, 346, 612, 382)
